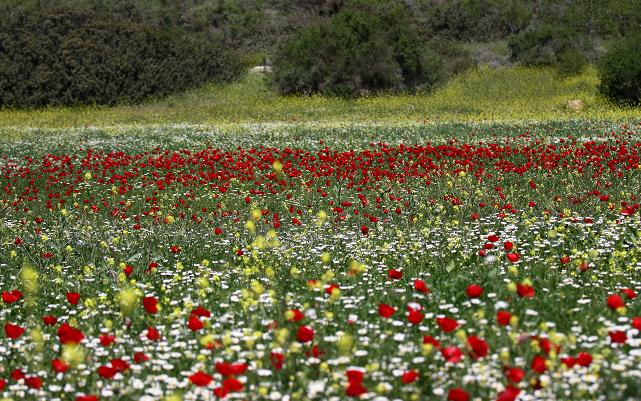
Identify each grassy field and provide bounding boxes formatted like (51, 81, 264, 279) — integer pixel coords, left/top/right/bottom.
(2, 63, 641, 400)
(2, 122, 641, 400)
(1, 66, 639, 130)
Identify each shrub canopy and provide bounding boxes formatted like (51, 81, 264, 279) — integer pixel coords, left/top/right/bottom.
(598, 33, 641, 105)
(273, 6, 443, 97)
(0, 9, 242, 108)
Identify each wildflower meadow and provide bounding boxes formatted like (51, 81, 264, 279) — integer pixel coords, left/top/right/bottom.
(1, 121, 641, 401)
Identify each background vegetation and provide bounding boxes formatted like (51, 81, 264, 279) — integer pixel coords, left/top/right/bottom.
(597, 32, 641, 106)
(0, 0, 639, 109)
(2, 66, 640, 130)
(2, 0, 639, 53)
(0, 8, 241, 107)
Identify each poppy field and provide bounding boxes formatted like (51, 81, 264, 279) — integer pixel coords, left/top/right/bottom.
(1, 121, 641, 401)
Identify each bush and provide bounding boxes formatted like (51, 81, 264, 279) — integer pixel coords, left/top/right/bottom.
(0, 9, 242, 108)
(427, 37, 476, 77)
(556, 48, 587, 77)
(272, 6, 443, 97)
(598, 33, 641, 105)
(508, 25, 582, 67)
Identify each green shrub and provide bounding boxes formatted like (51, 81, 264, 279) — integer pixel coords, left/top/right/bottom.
(556, 48, 587, 77)
(272, 6, 443, 97)
(427, 37, 476, 77)
(507, 25, 582, 67)
(0, 9, 242, 108)
(598, 33, 641, 105)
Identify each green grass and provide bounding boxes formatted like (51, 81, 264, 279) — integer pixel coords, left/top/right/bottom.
(0, 65, 639, 130)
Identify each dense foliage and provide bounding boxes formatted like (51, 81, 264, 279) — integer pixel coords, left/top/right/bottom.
(273, 6, 443, 96)
(507, 25, 587, 76)
(0, 9, 241, 108)
(597, 33, 641, 105)
(1, 0, 639, 56)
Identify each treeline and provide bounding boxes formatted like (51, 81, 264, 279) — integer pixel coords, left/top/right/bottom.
(2, 0, 640, 54)
(0, 0, 640, 106)
(0, 8, 242, 108)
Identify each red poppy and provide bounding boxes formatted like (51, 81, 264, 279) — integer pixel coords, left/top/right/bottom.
(487, 234, 499, 242)
(561, 356, 576, 368)
(99, 334, 116, 347)
(110, 358, 130, 373)
(401, 370, 419, 384)
(142, 296, 158, 314)
(436, 317, 458, 333)
(97, 365, 117, 379)
(187, 315, 204, 331)
(378, 304, 396, 318)
(306, 344, 324, 358)
(496, 310, 511, 326)
(213, 386, 229, 398)
(346, 369, 364, 383)
(146, 326, 160, 341)
(215, 362, 248, 376)
(296, 325, 314, 343)
(503, 241, 514, 251)
(516, 283, 535, 298)
(270, 352, 284, 370)
(506, 253, 520, 263)
(4, 323, 25, 339)
(345, 380, 367, 397)
(621, 288, 636, 299)
(407, 308, 424, 325)
(576, 352, 592, 367)
(422, 335, 441, 348)
(214, 227, 223, 235)
(189, 371, 213, 387)
(11, 368, 25, 381)
(286, 309, 305, 322)
(324, 283, 339, 295)
(531, 355, 547, 373)
(52, 359, 69, 373)
(2, 290, 23, 303)
(66, 292, 80, 305)
(147, 261, 158, 272)
(75, 396, 99, 401)
(345, 370, 367, 397)
(222, 377, 243, 392)
(413, 279, 429, 293)
(466, 284, 483, 298)
(388, 269, 402, 279)
(57, 323, 84, 344)
(632, 317, 641, 330)
(123, 265, 133, 276)
(191, 306, 212, 318)
(43, 315, 58, 326)
(448, 387, 470, 401)
(76, 396, 99, 401)
(134, 352, 149, 363)
(607, 294, 625, 309)
(496, 386, 521, 401)
(25, 376, 42, 389)
(467, 336, 489, 359)
(505, 367, 525, 382)
(608, 330, 627, 344)
(441, 346, 463, 363)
